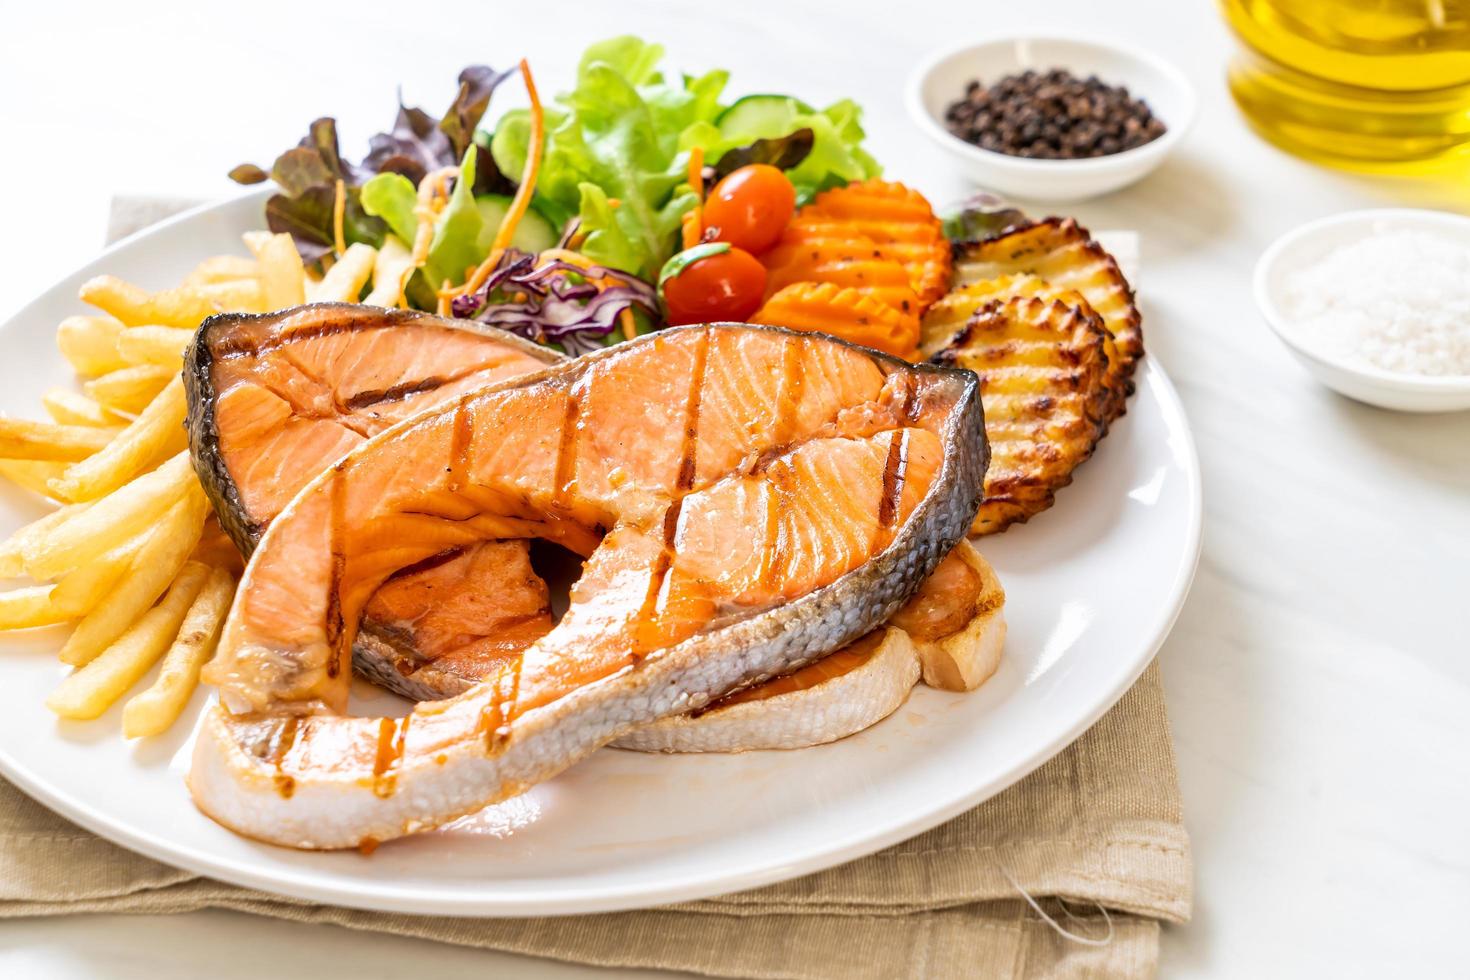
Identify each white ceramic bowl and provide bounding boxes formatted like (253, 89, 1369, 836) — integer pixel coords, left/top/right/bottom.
(906, 36, 1195, 203)
(1254, 208, 1470, 413)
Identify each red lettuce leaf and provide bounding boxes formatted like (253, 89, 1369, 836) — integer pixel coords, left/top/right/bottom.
(711, 128, 815, 182)
(230, 66, 513, 264)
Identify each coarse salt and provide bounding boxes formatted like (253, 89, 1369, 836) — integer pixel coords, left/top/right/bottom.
(1281, 224, 1470, 377)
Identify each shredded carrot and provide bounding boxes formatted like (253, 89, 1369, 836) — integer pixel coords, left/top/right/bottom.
(447, 58, 545, 303)
(332, 179, 347, 256)
(607, 198, 621, 208)
(537, 248, 596, 270)
(436, 278, 453, 317)
(619, 307, 637, 343)
(688, 147, 705, 203)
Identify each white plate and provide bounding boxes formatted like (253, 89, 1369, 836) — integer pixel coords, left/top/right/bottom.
(0, 192, 1201, 916)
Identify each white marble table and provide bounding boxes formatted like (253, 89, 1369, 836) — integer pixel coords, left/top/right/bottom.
(2, 1, 1467, 976)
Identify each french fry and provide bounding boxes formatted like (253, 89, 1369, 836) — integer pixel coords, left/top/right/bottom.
(56, 485, 207, 666)
(0, 418, 122, 462)
(0, 584, 71, 629)
(47, 561, 211, 720)
(50, 376, 187, 501)
(184, 255, 258, 286)
(0, 460, 70, 502)
(116, 326, 195, 367)
(0, 503, 86, 578)
(242, 230, 273, 257)
(122, 565, 235, 737)
(47, 534, 145, 618)
(24, 452, 192, 581)
(363, 236, 413, 308)
(309, 242, 376, 303)
(42, 388, 126, 427)
(79, 274, 266, 327)
(255, 232, 306, 310)
(85, 364, 175, 414)
(56, 315, 128, 377)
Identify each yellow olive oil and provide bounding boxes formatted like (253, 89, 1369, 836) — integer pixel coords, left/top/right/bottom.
(1221, 0, 1470, 170)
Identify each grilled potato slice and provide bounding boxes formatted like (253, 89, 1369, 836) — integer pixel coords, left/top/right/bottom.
(952, 218, 1142, 408)
(930, 295, 1111, 535)
(922, 273, 1126, 422)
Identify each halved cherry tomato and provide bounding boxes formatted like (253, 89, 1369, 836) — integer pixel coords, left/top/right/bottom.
(662, 245, 767, 325)
(704, 164, 796, 255)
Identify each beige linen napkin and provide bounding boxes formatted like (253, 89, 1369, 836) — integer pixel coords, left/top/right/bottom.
(0, 198, 1192, 980)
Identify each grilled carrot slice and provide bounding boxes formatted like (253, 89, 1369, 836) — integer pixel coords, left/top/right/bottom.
(752, 281, 919, 360)
(801, 180, 952, 308)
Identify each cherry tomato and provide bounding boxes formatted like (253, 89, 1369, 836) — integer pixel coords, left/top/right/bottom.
(704, 164, 796, 255)
(663, 246, 767, 325)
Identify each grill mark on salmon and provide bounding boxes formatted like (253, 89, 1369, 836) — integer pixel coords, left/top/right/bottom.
(632, 328, 711, 657)
(325, 467, 347, 679)
(342, 374, 453, 412)
(189, 323, 987, 849)
(552, 382, 583, 508)
(447, 402, 473, 493)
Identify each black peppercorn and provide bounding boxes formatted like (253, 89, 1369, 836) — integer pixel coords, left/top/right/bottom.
(943, 67, 1166, 160)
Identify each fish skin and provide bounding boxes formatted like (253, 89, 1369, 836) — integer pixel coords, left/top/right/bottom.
(183, 303, 564, 700)
(189, 324, 987, 849)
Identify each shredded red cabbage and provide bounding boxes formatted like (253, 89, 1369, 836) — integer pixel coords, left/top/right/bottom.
(450, 249, 659, 354)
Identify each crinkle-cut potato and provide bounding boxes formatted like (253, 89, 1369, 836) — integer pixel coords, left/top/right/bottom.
(921, 273, 1126, 422)
(801, 179, 952, 308)
(761, 232, 923, 320)
(753, 281, 919, 359)
(929, 295, 1111, 535)
(952, 217, 1143, 395)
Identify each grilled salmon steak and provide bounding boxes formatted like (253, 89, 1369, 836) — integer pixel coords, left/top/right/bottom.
(184, 304, 564, 700)
(189, 323, 986, 849)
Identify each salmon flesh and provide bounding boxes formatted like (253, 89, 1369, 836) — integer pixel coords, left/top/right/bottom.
(184, 303, 564, 700)
(188, 323, 987, 849)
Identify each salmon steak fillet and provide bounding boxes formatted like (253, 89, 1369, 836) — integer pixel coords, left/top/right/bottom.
(184, 303, 564, 700)
(188, 323, 987, 849)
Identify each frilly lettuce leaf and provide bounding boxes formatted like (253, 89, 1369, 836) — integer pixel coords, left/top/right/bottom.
(492, 35, 879, 279)
(231, 67, 513, 265)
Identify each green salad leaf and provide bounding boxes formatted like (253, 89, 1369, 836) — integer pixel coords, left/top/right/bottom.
(492, 35, 880, 279)
(360, 173, 418, 244)
(424, 146, 487, 288)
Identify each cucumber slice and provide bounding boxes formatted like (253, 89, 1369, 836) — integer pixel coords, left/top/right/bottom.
(475, 195, 559, 254)
(715, 94, 816, 139)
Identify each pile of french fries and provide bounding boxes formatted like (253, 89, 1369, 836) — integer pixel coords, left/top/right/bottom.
(0, 230, 410, 736)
